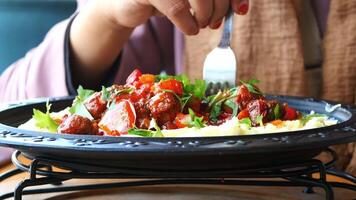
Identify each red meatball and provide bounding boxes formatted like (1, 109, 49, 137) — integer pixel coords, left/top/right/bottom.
(236, 85, 263, 110)
(58, 115, 98, 135)
(134, 99, 151, 129)
(148, 92, 181, 126)
(247, 99, 268, 126)
(84, 92, 107, 119)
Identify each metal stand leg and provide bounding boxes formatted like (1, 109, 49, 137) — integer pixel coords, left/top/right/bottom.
(303, 174, 315, 194)
(2, 150, 356, 200)
(14, 178, 60, 200)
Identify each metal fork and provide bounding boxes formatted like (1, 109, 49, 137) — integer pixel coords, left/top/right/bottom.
(203, 9, 236, 95)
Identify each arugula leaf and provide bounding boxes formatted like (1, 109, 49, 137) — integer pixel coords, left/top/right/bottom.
(188, 108, 205, 128)
(274, 104, 281, 119)
(151, 119, 164, 137)
(101, 86, 110, 101)
(162, 89, 183, 105)
(191, 79, 206, 99)
(156, 74, 207, 99)
(300, 114, 327, 125)
(128, 118, 164, 137)
(181, 93, 192, 112)
(69, 86, 95, 116)
(224, 100, 239, 117)
(207, 89, 239, 122)
(209, 101, 222, 122)
(256, 114, 264, 126)
(128, 128, 154, 137)
(112, 87, 134, 97)
(239, 118, 252, 127)
(32, 101, 58, 132)
(248, 78, 260, 85)
(240, 79, 263, 95)
(174, 74, 190, 87)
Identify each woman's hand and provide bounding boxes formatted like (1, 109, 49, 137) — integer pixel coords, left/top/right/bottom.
(69, 0, 249, 88)
(112, 0, 249, 35)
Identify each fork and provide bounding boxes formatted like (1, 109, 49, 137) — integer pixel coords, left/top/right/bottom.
(203, 9, 236, 95)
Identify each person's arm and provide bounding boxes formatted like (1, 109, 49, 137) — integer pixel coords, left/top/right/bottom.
(69, 0, 250, 89)
(0, 0, 249, 106)
(69, 2, 133, 89)
(0, 18, 72, 105)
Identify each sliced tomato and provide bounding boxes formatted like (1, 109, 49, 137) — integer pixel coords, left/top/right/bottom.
(237, 108, 250, 120)
(174, 113, 192, 128)
(157, 79, 184, 96)
(283, 106, 298, 120)
(126, 69, 142, 85)
(115, 93, 132, 103)
(139, 74, 155, 84)
(133, 83, 153, 100)
(99, 100, 136, 136)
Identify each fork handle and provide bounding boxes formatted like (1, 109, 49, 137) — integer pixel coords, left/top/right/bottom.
(218, 9, 234, 48)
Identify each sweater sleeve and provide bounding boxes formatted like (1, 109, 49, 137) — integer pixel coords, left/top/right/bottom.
(0, 17, 74, 106)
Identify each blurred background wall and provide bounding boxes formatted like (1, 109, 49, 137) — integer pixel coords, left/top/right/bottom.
(0, 0, 76, 73)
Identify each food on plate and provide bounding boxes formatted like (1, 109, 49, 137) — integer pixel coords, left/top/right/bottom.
(19, 69, 337, 137)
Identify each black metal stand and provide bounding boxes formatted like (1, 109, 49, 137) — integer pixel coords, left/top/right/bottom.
(1, 149, 355, 200)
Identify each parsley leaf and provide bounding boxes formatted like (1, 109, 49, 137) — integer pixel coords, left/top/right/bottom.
(101, 86, 110, 101)
(157, 74, 207, 100)
(32, 101, 59, 132)
(112, 87, 134, 97)
(128, 128, 155, 137)
(151, 119, 164, 137)
(128, 118, 164, 137)
(256, 114, 264, 126)
(274, 104, 281, 119)
(190, 79, 207, 99)
(188, 108, 205, 128)
(239, 118, 252, 127)
(210, 101, 222, 122)
(300, 114, 327, 125)
(181, 93, 192, 112)
(69, 86, 95, 120)
(224, 100, 239, 117)
(240, 79, 263, 95)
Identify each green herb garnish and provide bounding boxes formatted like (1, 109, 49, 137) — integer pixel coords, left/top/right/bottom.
(300, 114, 327, 125)
(188, 108, 205, 128)
(207, 89, 238, 122)
(33, 100, 59, 132)
(69, 86, 95, 119)
(240, 79, 262, 95)
(101, 86, 110, 101)
(128, 128, 155, 137)
(274, 104, 281, 119)
(256, 114, 264, 126)
(156, 74, 207, 100)
(239, 118, 252, 127)
(224, 99, 239, 117)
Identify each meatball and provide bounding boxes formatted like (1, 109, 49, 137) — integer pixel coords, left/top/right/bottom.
(134, 99, 151, 129)
(236, 85, 264, 110)
(148, 92, 181, 126)
(84, 92, 107, 119)
(58, 114, 98, 135)
(247, 99, 268, 126)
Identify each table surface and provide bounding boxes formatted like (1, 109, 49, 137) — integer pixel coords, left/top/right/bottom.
(1, 163, 356, 200)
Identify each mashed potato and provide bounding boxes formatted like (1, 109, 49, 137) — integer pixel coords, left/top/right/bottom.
(19, 109, 337, 137)
(162, 116, 337, 137)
